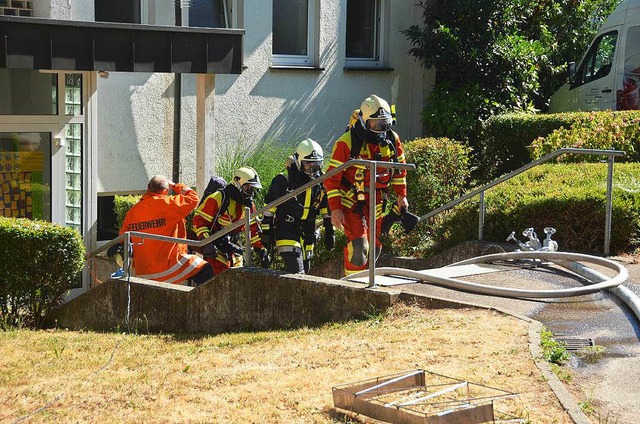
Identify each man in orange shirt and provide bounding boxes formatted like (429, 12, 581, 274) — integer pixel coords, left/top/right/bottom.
(118, 175, 213, 285)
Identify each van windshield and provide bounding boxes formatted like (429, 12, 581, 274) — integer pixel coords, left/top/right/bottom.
(575, 31, 617, 86)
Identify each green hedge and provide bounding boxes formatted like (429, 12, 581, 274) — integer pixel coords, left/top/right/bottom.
(403, 137, 473, 216)
(0, 218, 85, 328)
(384, 137, 472, 256)
(479, 111, 640, 181)
(114, 195, 140, 230)
(530, 111, 640, 162)
(425, 163, 640, 256)
(479, 112, 582, 181)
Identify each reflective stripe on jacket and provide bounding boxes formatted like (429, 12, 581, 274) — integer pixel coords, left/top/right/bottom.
(192, 190, 263, 248)
(325, 130, 407, 212)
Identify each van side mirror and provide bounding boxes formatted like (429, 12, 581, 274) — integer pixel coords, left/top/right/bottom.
(568, 62, 576, 85)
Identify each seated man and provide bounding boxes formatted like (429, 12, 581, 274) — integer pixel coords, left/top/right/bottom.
(118, 175, 213, 285)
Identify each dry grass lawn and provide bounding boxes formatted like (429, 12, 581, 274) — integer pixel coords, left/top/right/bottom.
(0, 303, 573, 423)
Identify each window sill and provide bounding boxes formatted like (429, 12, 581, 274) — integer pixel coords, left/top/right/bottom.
(343, 66, 394, 72)
(269, 66, 325, 71)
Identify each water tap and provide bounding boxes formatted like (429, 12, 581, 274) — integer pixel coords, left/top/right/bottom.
(542, 227, 558, 251)
(522, 227, 542, 251)
(507, 231, 532, 251)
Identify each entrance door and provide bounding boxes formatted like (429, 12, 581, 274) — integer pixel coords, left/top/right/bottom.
(0, 71, 86, 232)
(0, 71, 91, 296)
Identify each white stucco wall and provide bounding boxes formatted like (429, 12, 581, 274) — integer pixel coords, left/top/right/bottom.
(210, 0, 431, 176)
(37, 0, 94, 20)
(93, 4, 200, 193)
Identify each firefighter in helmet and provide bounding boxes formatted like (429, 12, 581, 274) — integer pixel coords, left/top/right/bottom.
(192, 166, 266, 275)
(325, 94, 413, 277)
(261, 138, 334, 274)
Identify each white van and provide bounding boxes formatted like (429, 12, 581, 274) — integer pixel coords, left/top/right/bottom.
(549, 0, 640, 112)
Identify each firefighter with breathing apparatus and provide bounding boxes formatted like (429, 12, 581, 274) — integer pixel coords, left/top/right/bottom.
(325, 94, 418, 277)
(261, 138, 334, 274)
(192, 167, 267, 275)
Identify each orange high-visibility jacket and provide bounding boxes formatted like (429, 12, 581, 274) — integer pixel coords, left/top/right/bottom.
(119, 183, 207, 284)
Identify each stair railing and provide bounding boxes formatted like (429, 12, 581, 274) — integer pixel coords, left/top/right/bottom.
(418, 148, 625, 256)
(87, 159, 415, 288)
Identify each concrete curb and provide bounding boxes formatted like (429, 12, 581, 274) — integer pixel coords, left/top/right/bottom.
(527, 321, 591, 424)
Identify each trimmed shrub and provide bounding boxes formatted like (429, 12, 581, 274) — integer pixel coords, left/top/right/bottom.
(403, 137, 473, 216)
(424, 163, 640, 256)
(114, 195, 140, 229)
(530, 111, 640, 162)
(384, 137, 472, 256)
(0, 218, 85, 328)
(479, 112, 580, 180)
(479, 110, 640, 181)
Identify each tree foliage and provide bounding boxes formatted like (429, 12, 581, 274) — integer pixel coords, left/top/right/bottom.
(403, 0, 618, 142)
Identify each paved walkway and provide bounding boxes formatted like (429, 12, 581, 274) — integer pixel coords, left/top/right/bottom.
(373, 260, 640, 423)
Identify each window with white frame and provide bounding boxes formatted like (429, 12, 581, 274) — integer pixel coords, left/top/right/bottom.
(272, 0, 316, 66)
(345, 0, 385, 68)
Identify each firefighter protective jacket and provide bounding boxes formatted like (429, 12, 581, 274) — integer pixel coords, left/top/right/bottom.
(325, 129, 407, 213)
(264, 164, 329, 249)
(192, 187, 262, 248)
(119, 183, 207, 284)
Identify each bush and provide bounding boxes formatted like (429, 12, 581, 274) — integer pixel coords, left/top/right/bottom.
(0, 218, 85, 328)
(530, 111, 640, 162)
(384, 137, 472, 256)
(403, 0, 617, 141)
(404, 137, 473, 216)
(479, 112, 582, 180)
(425, 163, 640, 256)
(114, 195, 140, 229)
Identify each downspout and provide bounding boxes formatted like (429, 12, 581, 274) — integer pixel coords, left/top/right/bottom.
(173, 1, 189, 182)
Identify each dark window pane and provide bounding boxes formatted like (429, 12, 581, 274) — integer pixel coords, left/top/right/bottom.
(95, 0, 140, 23)
(346, 0, 376, 59)
(577, 31, 617, 85)
(97, 195, 119, 240)
(190, 0, 227, 28)
(273, 0, 308, 55)
(0, 70, 57, 115)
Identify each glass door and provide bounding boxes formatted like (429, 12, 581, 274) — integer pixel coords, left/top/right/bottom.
(0, 124, 71, 226)
(0, 71, 92, 296)
(0, 72, 85, 232)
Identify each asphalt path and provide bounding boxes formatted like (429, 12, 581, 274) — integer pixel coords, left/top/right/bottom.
(385, 260, 640, 423)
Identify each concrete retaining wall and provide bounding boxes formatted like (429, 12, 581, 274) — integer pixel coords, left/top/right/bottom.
(49, 267, 399, 334)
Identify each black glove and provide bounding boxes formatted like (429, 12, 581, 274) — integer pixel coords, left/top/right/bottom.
(323, 217, 335, 250)
(107, 243, 123, 258)
(216, 235, 244, 256)
(260, 215, 274, 248)
(400, 208, 419, 234)
(255, 248, 271, 268)
(202, 242, 217, 259)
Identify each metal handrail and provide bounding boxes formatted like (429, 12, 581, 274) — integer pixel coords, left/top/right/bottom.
(418, 148, 626, 255)
(87, 159, 415, 287)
